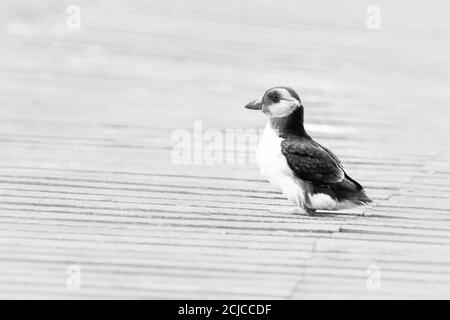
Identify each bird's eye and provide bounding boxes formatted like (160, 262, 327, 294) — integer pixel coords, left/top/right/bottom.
(269, 91, 280, 102)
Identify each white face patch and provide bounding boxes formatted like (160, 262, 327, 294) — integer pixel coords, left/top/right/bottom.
(263, 88, 300, 118)
(265, 100, 298, 117)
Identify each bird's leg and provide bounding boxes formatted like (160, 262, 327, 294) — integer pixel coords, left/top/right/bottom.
(302, 185, 316, 215)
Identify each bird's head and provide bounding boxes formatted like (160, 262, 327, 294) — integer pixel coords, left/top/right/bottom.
(244, 87, 302, 118)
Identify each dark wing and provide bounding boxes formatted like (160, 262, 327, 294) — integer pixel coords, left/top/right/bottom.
(319, 144, 342, 166)
(281, 138, 345, 185)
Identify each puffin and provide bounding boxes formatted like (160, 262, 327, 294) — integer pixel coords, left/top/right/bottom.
(245, 87, 372, 214)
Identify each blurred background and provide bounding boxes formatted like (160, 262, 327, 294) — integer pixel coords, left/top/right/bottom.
(0, 0, 449, 299)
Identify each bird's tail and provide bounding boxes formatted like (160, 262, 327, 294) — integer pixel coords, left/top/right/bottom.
(333, 175, 373, 206)
(337, 188, 373, 206)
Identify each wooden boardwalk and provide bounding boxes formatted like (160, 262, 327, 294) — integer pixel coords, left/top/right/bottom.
(0, 0, 449, 299)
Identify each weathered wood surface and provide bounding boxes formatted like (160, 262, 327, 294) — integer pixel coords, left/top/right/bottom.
(0, 0, 449, 299)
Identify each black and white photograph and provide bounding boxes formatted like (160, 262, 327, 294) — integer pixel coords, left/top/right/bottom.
(0, 0, 449, 302)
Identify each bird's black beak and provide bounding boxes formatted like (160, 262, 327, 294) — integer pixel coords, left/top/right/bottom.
(244, 99, 263, 110)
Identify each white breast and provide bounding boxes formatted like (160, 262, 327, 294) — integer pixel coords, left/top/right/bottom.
(256, 123, 308, 208)
(256, 123, 344, 211)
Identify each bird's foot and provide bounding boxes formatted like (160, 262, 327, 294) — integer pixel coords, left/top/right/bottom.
(305, 208, 317, 215)
(292, 207, 316, 215)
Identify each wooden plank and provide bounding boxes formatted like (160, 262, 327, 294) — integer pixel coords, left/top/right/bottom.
(0, 0, 449, 299)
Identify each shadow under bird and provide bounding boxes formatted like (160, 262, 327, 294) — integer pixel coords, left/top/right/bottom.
(245, 87, 372, 214)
